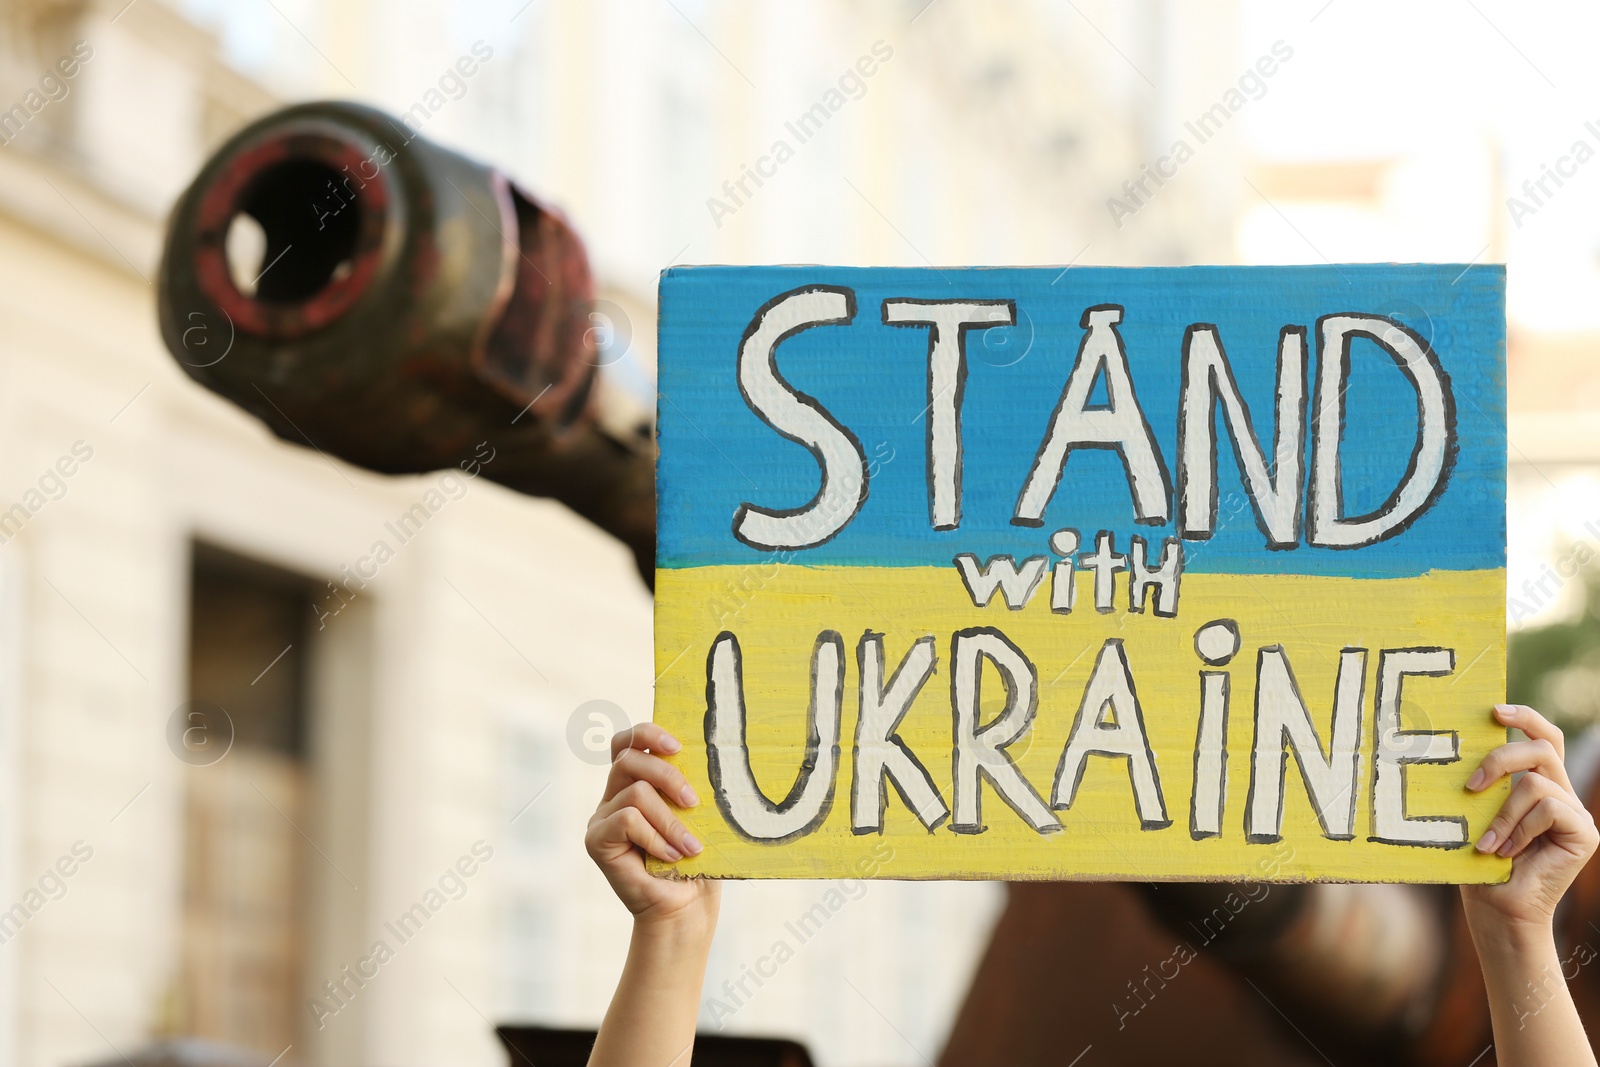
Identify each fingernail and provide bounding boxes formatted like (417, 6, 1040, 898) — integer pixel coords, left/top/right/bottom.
(1465, 768, 1486, 791)
(1476, 829, 1499, 853)
(680, 785, 700, 808)
(661, 845, 682, 862)
(1493, 704, 1514, 722)
(682, 833, 704, 856)
(660, 734, 682, 753)
(1497, 837, 1516, 858)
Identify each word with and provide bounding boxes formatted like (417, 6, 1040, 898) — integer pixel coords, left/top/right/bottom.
(309, 840, 493, 1029)
(311, 41, 495, 232)
(1505, 118, 1600, 230)
(1513, 939, 1597, 1030)
(711, 441, 896, 626)
(955, 529, 1183, 616)
(0, 41, 94, 146)
(706, 624, 1465, 847)
(314, 443, 495, 629)
(0, 840, 94, 945)
(1107, 41, 1294, 228)
(0, 440, 95, 545)
(703, 842, 892, 1028)
(706, 41, 894, 228)
(1113, 844, 1290, 1028)
(731, 290, 1450, 554)
(1508, 516, 1600, 627)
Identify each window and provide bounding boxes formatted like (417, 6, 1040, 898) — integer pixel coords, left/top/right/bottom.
(178, 543, 316, 1055)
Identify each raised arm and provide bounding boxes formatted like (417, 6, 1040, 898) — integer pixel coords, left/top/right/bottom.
(585, 724, 720, 1067)
(1462, 703, 1599, 1067)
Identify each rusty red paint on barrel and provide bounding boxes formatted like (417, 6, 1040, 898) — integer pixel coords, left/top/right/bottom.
(157, 101, 654, 583)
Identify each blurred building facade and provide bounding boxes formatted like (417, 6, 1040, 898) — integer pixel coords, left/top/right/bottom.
(11, 1, 1598, 1066)
(0, 2, 1246, 1067)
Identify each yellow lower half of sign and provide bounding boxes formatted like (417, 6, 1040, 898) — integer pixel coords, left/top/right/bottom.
(652, 565, 1509, 883)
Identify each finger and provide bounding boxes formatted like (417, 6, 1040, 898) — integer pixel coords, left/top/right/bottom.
(1465, 738, 1573, 794)
(604, 747, 700, 808)
(588, 805, 684, 864)
(1477, 771, 1565, 854)
(586, 806, 668, 864)
(609, 722, 683, 761)
(597, 780, 703, 858)
(1498, 794, 1598, 860)
(1493, 704, 1564, 760)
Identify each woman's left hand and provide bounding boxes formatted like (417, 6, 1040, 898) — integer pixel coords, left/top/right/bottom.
(1461, 703, 1598, 932)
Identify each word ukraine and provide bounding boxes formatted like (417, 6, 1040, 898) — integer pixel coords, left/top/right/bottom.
(655, 265, 1507, 882)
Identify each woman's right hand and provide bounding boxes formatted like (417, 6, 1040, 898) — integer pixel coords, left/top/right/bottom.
(585, 724, 720, 934)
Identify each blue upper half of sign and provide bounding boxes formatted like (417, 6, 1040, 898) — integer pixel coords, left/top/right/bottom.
(656, 264, 1505, 577)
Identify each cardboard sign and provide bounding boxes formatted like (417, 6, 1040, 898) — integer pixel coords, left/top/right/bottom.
(653, 264, 1507, 883)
